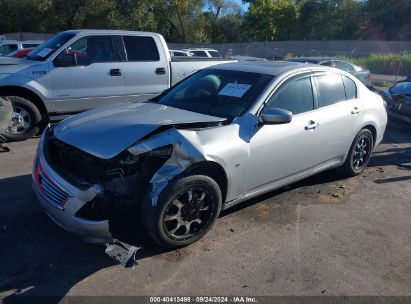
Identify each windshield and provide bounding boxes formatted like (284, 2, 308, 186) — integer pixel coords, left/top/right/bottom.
(26, 32, 75, 61)
(155, 69, 274, 119)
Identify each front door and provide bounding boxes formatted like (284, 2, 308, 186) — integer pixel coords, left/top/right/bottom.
(50, 35, 124, 113)
(247, 74, 320, 194)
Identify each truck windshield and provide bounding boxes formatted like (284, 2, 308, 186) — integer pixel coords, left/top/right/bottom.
(155, 69, 274, 119)
(26, 33, 75, 61)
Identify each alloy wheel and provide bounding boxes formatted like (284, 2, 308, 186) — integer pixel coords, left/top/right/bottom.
(6, 106, 32, 135)
(351, 135, 371, 170)
(163, 188, 213, 240)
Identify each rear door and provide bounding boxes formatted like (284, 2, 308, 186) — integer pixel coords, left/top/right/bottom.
(120, 35, 169, 102)
(50, 35, 124, 113)
(310, 72, 364, 163)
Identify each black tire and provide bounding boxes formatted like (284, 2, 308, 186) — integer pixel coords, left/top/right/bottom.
(142, 175, 222, 248)
(2, 96, 43, 141)
(341, 129, 374, 177)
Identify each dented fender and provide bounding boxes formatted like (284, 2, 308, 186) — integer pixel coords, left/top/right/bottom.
(128, 128, 207, 206)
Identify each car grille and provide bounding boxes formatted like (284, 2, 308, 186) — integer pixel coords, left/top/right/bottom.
(34, 160, 70, 209)
(44, 132, 105, 184)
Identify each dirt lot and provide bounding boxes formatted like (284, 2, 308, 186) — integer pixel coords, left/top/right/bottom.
(0, 123, 410, 301)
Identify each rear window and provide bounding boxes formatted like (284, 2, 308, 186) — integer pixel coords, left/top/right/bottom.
(316, 74, 346, 107)
(209, 51, 220, 58)
(343, 76, 357, 100)
(123, 36, 159, 61)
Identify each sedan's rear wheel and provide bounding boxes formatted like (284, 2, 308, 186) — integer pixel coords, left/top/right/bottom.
(342, 129, 374, 177)
(142, 175, 222, 248)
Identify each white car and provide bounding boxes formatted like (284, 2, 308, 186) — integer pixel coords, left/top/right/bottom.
(169, 50, 194, 57)
(182, 48, 221, 58)
(0, 40, 43, 56)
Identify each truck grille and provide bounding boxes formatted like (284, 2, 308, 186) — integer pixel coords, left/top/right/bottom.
(35, 160, 70, 209)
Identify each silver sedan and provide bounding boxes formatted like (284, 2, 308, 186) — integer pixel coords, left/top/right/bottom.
(32, 62, 387, 248)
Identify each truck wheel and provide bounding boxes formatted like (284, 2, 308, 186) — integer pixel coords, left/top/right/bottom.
(142, 175, 222, 248)
(2, 96, 43, 141)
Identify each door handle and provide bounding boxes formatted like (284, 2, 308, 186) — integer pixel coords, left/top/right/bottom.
(305, 120, 320, 130)
(110, 68, 122, 76)
(156, 67, 166, 75)
(351, 107, 360, 114)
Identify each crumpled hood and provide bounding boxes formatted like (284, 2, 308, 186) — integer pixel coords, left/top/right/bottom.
(53, 102, 224, 159)
(390, 81, 411, 95)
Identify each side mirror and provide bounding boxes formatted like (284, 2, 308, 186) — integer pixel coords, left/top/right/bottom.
(54, 52, 76, 67)
(260, 107, 292, 125)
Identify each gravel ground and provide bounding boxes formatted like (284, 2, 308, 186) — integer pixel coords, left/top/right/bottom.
(0, 123, 410, 301)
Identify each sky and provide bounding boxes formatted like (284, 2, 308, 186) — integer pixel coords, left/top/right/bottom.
(234, 0, 250, 11)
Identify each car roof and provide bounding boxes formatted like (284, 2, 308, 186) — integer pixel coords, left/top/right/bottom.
(183, 48, 219, 52)
(288, 57, 350, 63)
(211, 61, 330, 76)
(63, 29, 160, 37)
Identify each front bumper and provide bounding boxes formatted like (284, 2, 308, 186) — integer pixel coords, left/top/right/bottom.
(32, 131, 112, 244)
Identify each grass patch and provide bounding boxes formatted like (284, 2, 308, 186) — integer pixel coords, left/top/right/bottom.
(346, 53, 411, 76)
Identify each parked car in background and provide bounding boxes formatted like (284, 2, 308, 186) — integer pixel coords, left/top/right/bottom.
(169, 50, 194, 57)
(288, 57, 370, 84)
(182, 48, 221, 58)
(383, 78, 411, 125)
(0, 30, 233, 141)
(32, 61, 387, 248)
(7, 47, 34, 58)
(231, 55, 267, 62)
(0, 40, 42, 56)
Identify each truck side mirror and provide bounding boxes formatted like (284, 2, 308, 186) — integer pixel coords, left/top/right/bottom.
(54, 53, 77, 67)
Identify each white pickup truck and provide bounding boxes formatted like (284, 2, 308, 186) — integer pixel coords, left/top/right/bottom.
(0, 30, 232, 140)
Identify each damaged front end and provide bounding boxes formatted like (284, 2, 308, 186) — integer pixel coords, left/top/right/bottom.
(44, 129, 171, 220)
(37, 121, 215, 242)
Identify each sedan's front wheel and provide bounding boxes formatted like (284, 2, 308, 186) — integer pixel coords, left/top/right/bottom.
(342, 128, 374, 177)
(142, 175, 222, 248)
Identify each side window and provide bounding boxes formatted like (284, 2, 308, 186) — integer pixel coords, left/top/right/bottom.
(346, 63, 355, 72)
(123, 36, 159, 61)
(343, 76, 357, 100)
(209, 51, 220, 58)
(321, 61, 333, 67)
(67, 36, 114, 65)
(266, 77, 314, 115)
(193, 51, 207, 57)
(334, 61, 350, 72)
(316, 74, 346, 107)
(0, 44, 18, 55)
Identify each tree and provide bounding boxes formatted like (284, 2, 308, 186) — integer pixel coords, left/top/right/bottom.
(363, 0, 411, 40)
(245, 0, 298, 41)
(38, 0, 87, 31)
(296, 0, 363, 40)
(0, 0, 45, 33)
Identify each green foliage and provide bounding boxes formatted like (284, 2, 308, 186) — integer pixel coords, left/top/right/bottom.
(245, 0, 298, 41)
(1, 0, 411, 44)
(364, 0, 411, 40)
(350, 53, 411, 76)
